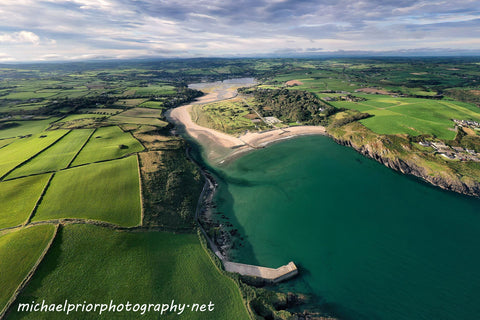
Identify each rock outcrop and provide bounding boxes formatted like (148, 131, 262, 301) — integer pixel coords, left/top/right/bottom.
(331, 135, 480, 198)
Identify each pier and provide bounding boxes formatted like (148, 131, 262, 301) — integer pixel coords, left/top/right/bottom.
(188, 146, 298, 284)
(223, 261, 298, 283)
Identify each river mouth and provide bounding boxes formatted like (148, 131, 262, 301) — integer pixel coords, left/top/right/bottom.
(169, 79, 480, 319)
(210, 135, 480, 320)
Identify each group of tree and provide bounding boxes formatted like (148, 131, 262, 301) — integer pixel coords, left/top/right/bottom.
(244, 88, 337, 125)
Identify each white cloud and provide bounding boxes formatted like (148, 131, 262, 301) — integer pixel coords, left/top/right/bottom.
(0, 52, 14, 62)
(0, 31, 40, 45)
(0, 0, 479, 61)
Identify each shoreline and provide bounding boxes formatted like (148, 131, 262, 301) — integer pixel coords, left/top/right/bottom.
(166, 96, 328, 164)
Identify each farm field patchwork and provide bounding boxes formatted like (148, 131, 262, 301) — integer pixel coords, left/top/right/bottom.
(71, 126, 144, 166)
(0, 225, 57, 314)
(0, 130, 68, 179)
(0, 174, 51, 229)
(108, 108, 167, 127)
(33, 156, 141, 227)
(7, 129, 94, 179)
(9, 224, 249, 320)
(329, 95, 480, 139)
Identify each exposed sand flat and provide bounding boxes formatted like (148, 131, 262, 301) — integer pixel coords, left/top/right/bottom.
(240, 126, 327, 148)
(168, 104, 246, 149)
(167, 78, 327, 162)
(168, 98, 327, 162)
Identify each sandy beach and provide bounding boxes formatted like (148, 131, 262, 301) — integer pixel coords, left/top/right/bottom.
(166, 80, 327, 162)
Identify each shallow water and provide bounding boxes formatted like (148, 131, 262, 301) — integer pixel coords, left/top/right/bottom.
(210, 135, 480, 320)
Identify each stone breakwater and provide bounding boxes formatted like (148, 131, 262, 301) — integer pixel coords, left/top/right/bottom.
(223, 261, 298, 284)
(186, 146, 299, 284)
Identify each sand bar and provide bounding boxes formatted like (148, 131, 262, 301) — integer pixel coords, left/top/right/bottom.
(166, 81, 327, 162)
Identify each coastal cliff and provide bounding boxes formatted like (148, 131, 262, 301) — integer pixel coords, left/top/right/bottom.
(328, 122, 480, 198)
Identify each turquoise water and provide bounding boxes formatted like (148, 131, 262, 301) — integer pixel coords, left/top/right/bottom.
(209, 135, 480, 320)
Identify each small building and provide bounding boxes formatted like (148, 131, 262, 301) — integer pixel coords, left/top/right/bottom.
(264, 116, 282, 125)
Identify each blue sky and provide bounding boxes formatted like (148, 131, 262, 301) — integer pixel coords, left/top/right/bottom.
(0, 0, 479, 61)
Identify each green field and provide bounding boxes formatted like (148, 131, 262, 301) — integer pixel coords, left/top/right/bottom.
(138, 100, 164, 109)
(0, 225, 56, 314)
(9, 224, 249, 320)
(128, 85, 176, 96)
(1, 91, 58, 100)
(329, 95, 480, 139)
(0, 174, 51, 229)
(108, 107, 167, 127)
(0, 130, 68, 179)
(58, 114, 108, 123)
(33, 156, 141, 227)
(114, 98, 148, 107)
(0, 138, 16, 149)
(115, 108, 161, 118)
(108, 115, 168, 126)
(0, 118, 58, 140)
(192, 99, 257, 134)
(71, 126, 144, 166)
(7, 129, 94, 179)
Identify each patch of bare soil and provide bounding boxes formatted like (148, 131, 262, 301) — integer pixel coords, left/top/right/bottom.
(355, 87, 392, 95)
(285, 80, 304, 86)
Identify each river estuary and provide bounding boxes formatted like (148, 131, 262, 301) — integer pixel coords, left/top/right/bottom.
(208, 135, 480, 320)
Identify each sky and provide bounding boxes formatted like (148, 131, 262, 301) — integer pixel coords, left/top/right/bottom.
(0, 0, 479, 62)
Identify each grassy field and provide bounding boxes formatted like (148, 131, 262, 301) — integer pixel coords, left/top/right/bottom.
(329, 95, 480, 139)
(1, 91, 58, 100)
(0, 174, 51, 229)
(108, 115, 168, 126)
(7, 129, 93, 179)
(0, 130, 68, 179)
(139, 100, 164, 109)
(139, 140, 204, 229)
(9, 224, 249, 320)
(192, 99, 257, 134)
(127, 85, 176, 96)
(0, 225, 56, 314)
(0, 118, 58, 139)
(33, 156, 141, 227)
(71, 126, 144, 166)
(108, 108, 167, 127)
(0, 138, 16, 149)
(57, 114, 108, 123)
(114, 98, 148, 107)
(115, 108, 161, 118)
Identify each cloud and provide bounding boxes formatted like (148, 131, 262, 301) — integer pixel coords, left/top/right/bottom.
(0, 52, 14, 62)
(0, 0, 479, 61)
(0, 31, 40, 45)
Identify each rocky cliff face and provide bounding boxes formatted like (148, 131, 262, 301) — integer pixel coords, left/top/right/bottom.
(331, 135, 480, 198)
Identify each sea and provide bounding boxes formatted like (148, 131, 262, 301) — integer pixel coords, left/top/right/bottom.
(204, 135, 480, 320)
